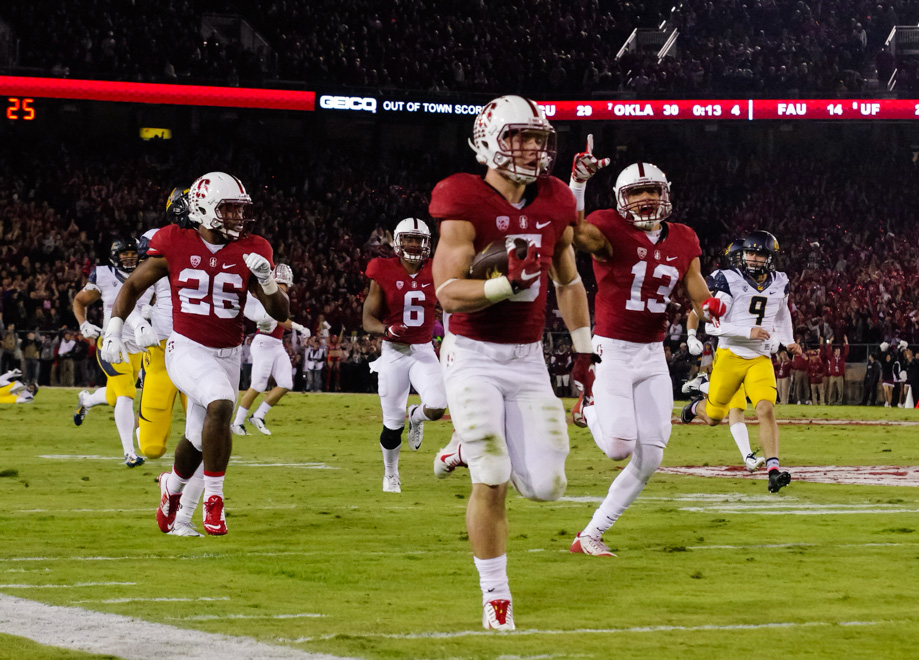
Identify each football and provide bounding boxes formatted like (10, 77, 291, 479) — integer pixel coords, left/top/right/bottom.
(469, 238, 528, 279)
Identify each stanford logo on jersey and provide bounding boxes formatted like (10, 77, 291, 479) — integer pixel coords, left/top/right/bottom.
(496, 216, 510, 231)
(637, 247, 647, 259)
(396, 281, 404, 290)
(519, 215, 528, 229)
(210, 257, 218, 267)
(654, 250, 661, 260)
(190, 256, 201, 267)
(411, 281, 418, 289)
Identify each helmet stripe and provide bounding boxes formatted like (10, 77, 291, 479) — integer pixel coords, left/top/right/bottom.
(231, 175, 245, 195)
(637, 162, 646, 177)
(525, 97, 540, 117)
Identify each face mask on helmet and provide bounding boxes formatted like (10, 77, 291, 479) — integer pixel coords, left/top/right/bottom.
(615, 163, 672, 230)
(393, 218, 432, 263)
(187, 172, 254, 240)
(724, 238, 745, 269)
(468, 95, 557, 185)
(110, 238, 139, 273)
(741, 230, 779, 277)
(166, 187, 195, 229)
(273, 263, 294, 287)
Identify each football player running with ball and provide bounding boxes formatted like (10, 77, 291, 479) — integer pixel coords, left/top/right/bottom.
(430, 95, 594, 631)
(568, 141, 726, 558)
(362, 218, 447, 494)
(681, 230, 802, 493)
(102, 172, 288, 536)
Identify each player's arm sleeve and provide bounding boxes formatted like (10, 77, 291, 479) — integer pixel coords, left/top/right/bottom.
(243, 294, 269, 322)
(774, 294, 795, 347)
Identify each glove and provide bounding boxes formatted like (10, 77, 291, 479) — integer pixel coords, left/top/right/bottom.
(100, 318, 129, 364)
(687, 335, 704, 356)
(899, 340, 909, 351)
(140, 304, 154, 321)
(133, 319, 159, 348)
(880, 341, 890, 352)
(244, 252, 272, 283)
(291, 322, 310, 337)
(80, 320, 102, 339)
(571, 352, 601, 393)
(571, 134, 610, 184)
(383, 323, 408, 341)
(702, 297, 727, 327)
(1, 368, 22, 381)
(257, 317, 278, 333)
(507, 242, 541, 293)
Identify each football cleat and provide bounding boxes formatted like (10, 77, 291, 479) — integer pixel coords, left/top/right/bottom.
(124, 454, 145, 468)
(156, 472, 182, 533)
(203, 495, 228, 535)
(230, 423, 250, 436)
(767, 469, 791, 493)
(383, 473, 402, 493)
(433, 444, 467, 479)
(406, 404, 424, 450)
(483, 599, 515, 631)
(571, 391, 590, 427)
(744, 451, 766, 473)
(681, 372, 709, 396)
(169, 521, 204, 537)
(73, 390, 90, 426)
(570, 532, 616, 557)
(248, 415, 271, 436)
(681, 395, 703, 424)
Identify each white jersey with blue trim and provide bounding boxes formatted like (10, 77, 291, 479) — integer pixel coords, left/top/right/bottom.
(705, 268, 793, 359)
(142, 227, 174, 340)
(84, 265, 153, 352)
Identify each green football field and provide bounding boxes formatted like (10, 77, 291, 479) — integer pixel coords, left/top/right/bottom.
(1, 388, 918, 660)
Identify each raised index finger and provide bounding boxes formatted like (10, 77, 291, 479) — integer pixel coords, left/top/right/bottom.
(585, 134, 594, 154)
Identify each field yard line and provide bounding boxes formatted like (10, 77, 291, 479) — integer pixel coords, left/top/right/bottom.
(14, 504, 297, 513)
(73, 597, 231, 604)
(678, 506, 919, 515)
(0, 581, 134, 589)
(687, 542, 911, 550)
(175, 613, 326, 621)
(286, 619, 887, 642)
(0, 594, 357, 660)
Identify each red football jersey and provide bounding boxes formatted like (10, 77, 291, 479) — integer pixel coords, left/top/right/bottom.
(429, 173, 577, 344)
(588, 210, 701, 343)
(147, 224, 274, 348)
(365, 257, 436, 344)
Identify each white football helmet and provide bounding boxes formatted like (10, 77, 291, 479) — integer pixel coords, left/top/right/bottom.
(468, 95, 557, 184)
(614, 162, 673, 230)
(187, 172, 254, 240)
(273, 263, 294, 286)
(393, 218, 431, 263)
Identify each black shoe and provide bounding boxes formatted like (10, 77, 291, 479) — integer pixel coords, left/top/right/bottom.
(681, 395, 702, 424)
(768, 469, 791, 493)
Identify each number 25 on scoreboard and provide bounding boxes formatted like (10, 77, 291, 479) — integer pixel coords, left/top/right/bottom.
(6, 98, 36, 121)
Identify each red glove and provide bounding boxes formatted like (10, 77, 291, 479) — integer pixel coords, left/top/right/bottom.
(384, 323, 408, 341)
(571, 352, 601, 394)
(571, 134, 610, 184)
(702, 297, 727, 327)
(507, 243, 541, 293)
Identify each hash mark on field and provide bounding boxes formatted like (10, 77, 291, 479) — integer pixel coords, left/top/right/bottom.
(286, 618, 890, 642)
(0, 594, 357, 659)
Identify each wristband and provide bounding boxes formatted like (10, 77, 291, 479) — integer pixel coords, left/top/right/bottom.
(687, 328, 697, 337)
(552, 274, 582, 288)
(435, 278, 458, 298)
(106, 317, 124, 337)
(569, 178, 586, 212)
(483, 276, 514, 303)
(571, 326, 593, 354)
(259, 276, 279, 295)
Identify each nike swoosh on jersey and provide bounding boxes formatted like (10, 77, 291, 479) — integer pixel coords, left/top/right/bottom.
(536, 220, 552, 229)
(222, 263, 237, 268)
(666, 256, 678, 261)
(421, 283, 431, 287)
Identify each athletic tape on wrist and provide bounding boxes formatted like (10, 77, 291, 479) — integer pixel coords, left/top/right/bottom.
(483, 276, 514, 303)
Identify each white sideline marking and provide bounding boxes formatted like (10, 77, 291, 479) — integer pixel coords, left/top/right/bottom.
(286, 619, 886, 642)
(0, 581, 134, 589)
(175, 613, 326, 621)
(0, 594, 356, 660)
(73, 597, 231, 604)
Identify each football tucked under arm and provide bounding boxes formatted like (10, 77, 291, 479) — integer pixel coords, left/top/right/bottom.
(468, 238, 528, 279)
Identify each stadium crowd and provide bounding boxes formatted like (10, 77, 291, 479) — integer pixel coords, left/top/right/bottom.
(3, 0, 918, 95)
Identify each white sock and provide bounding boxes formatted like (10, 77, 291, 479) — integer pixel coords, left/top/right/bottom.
(473, 554, 511, 604)
(114, 396, 136, 457)
(584, 444, 663, 539)
(203, 472, 225, 500)
(175, 463, 204, 525)
(233, 406, 249, 426)
(165, 468, 190, 495)
(730, 422, 753, 459)
(411, 405, 432, 423)
(381, 442, 400, 475)
(86, 388, 108, 408)
(254, 401, 272, 420)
